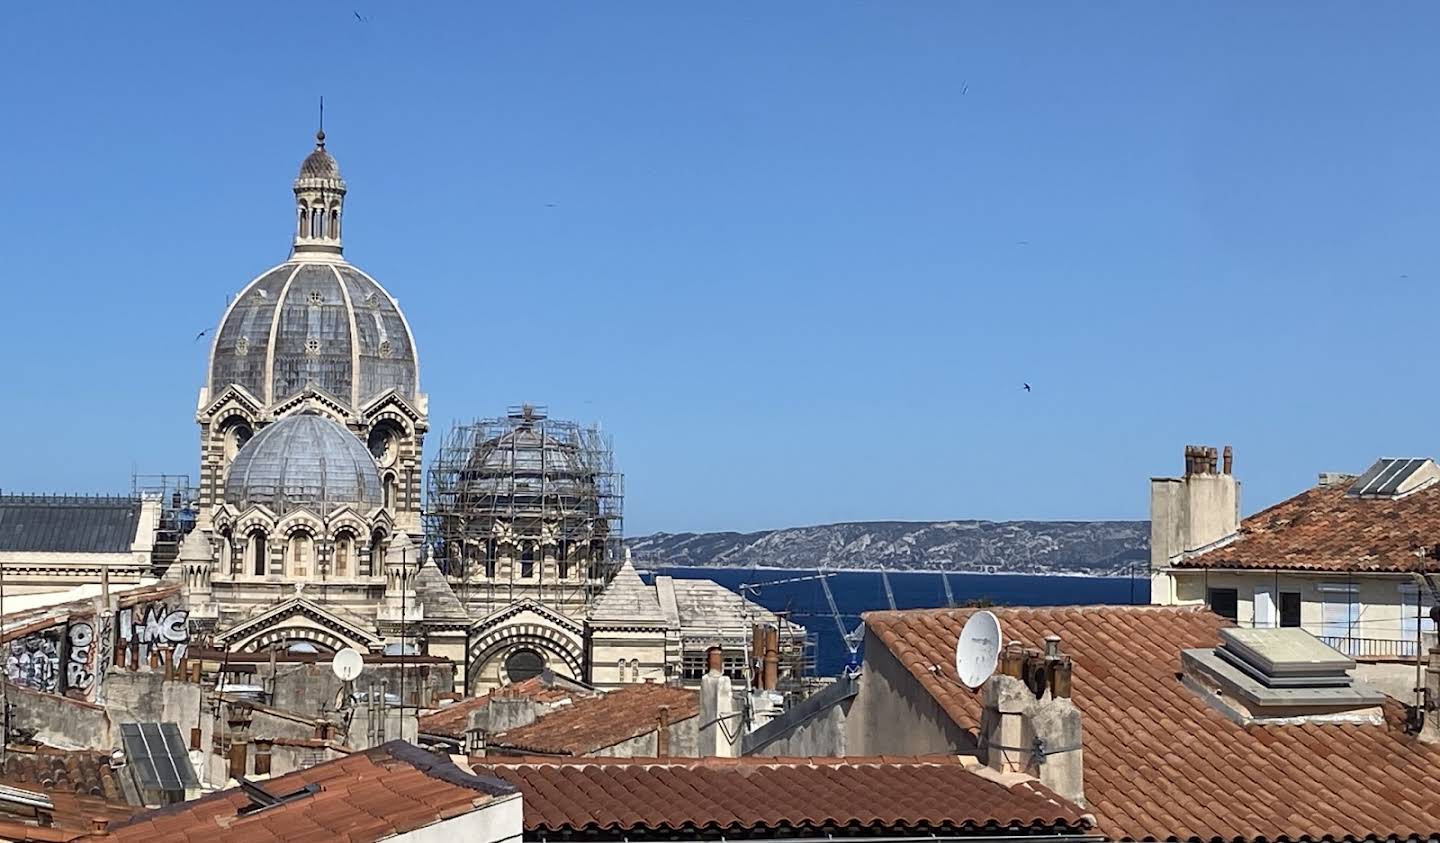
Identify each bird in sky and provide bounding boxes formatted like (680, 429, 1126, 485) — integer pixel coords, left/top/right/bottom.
(354, 11, 368, 23)
(960, 82, 969, 96)
(194, 329, 209, 342)
(545, 203, 557, 208)
(1022, 383, 1032, 392)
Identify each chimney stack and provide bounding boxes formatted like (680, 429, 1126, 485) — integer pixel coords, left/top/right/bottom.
(980, 637, 1084, 804)
(699, 646, 737, 758)
(656, 705, 671, 758)
(1151, 444, 1241, 588)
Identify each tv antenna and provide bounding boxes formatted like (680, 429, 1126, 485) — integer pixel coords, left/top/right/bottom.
(954, 610, 1002, 689)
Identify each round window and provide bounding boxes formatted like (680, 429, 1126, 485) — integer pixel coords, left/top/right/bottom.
(368, 424, 400, 467)
(305, 337, 320, 355)
(504, 648, 545, 683)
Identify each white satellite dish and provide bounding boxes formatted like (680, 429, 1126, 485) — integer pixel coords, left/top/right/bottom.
(954, 610, 1002, 689)
(332, 647, 365, 682)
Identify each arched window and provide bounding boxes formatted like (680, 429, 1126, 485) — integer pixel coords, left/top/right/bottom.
(250, 531, 267, 576)
(310, 206, 323, 238)
(329, 208, 339, 239)
(289, 532, 312, 578)
(333, 532, 353, 577)
(630, 660, 640, 682)
(521, 542, 535, 578)
(383, 474, 397, 511)
(298, 205, 308, 237)
(369, 532, 387, 577)
(222, 419, 253, 463)
(557, 539, 570, 580)
(219, 529, 234, 574)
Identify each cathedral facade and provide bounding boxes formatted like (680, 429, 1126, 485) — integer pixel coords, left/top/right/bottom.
(166, 131, 805, 694)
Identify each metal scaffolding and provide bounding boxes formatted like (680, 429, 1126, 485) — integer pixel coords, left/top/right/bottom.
(425, 405, 624, 607)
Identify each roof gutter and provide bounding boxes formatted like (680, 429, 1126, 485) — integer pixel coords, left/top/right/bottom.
(1163, 567, 1433, 578)
(532, 832, 1105, 843)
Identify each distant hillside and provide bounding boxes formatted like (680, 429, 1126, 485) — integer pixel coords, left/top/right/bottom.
(625, 520, 1149, 576)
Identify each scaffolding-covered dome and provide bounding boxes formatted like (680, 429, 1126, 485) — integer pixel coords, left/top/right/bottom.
(224, 412, 382, 514)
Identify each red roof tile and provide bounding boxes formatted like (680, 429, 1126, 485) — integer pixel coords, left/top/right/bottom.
(473, 756, 1090, 835)
(99, 741, 516, 843)
(1178, 483, 1440, 572)
(0, 749, 138, 837)
(865, 604, 1440, 842)
(418, 675, 590, 740)
(488, 683, 699, 756)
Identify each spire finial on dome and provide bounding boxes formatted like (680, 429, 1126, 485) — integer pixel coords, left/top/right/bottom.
(292, 98, 347, 259)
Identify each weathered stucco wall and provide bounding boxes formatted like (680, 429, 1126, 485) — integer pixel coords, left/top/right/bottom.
(845, 627, 975, 756)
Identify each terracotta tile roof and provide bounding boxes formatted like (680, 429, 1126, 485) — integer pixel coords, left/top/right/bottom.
(865, 604, 1440, 842)
(489, 683, 699, 756)
(0, 749, 138, 839)
(1177, 483, 1440, 573)
(474, 756, 1090, 836)
(418, 675, 588, 740)
(100, 741, 516, 843)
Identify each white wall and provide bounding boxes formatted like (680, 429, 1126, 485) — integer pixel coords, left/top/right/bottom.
(392, 790, 523, 843)
(1156, 570, 1431, 656)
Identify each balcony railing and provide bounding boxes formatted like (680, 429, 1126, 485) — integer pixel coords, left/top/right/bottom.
(1318, 633, 1437, 661)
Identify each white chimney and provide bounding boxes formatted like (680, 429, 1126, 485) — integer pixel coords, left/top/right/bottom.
(1151, 444, 1240, 572)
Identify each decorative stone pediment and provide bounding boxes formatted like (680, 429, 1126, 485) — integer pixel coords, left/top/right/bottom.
(470, 598, 583, 638)
(270, 386, 353, 422)
(228, 504, 280, 536)
(276, 507, 326, 535)
(359, 388, 427, 431)
(198, 384, 265, 423)
(215, 596, 382, 653)
(467, 599, 585, 690)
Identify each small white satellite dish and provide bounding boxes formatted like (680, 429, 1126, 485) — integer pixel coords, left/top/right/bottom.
(332, 647, 365, 682)
(955, 610, 1002, 689)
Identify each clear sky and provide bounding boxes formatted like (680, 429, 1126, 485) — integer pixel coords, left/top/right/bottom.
(2, 2, 1438, 535)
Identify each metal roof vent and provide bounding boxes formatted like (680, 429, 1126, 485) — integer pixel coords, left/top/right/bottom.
(1347, 458, 1439, 499)
(1181, 628, 1385, 725)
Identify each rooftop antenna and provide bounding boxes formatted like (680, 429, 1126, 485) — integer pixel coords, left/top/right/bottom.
(954, 610, 1002, 689)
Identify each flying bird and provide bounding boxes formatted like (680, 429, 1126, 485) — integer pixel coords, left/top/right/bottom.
(961, 82, 969, 96)
(195, 329, 209, 342)
(354, 11, 368, 22)
(1022, 383, 1032, 393)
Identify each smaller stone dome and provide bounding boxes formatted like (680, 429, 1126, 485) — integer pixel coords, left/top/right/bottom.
(224, 412, 381, 514)
(298, 130, 342, 181)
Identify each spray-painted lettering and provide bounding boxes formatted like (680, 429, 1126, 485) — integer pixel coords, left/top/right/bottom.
(118, 603, 190, 664)
(6, 631, 61, 693)
(65, 620, 95, 694)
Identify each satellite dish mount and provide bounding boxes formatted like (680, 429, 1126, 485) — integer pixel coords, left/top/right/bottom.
(955, 610, 1003, 689)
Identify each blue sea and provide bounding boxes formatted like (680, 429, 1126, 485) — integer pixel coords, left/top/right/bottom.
(642, 567, 1150, 676)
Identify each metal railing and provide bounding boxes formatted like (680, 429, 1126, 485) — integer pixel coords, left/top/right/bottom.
(1318, 632, 1437, 661)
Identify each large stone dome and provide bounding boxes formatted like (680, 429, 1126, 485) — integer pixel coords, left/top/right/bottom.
(224, 412, 383, 514)
(206, 130, 420, 411)
(208, 259, 419, 408)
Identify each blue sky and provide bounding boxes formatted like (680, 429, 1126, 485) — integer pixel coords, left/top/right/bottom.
(2, 3, 1439, 534)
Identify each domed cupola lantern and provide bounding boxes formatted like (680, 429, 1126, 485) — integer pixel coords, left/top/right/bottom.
(292, 128, 347, 258)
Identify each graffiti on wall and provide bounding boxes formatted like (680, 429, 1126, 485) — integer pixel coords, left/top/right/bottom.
(92, 612, 114, 704)
(119, 602, 190, 664)
(65, 620, 95, 696)
(6, 630, 62, 693)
